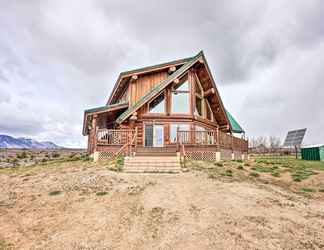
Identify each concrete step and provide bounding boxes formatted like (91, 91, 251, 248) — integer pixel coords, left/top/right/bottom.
(123, 168, 180, 173)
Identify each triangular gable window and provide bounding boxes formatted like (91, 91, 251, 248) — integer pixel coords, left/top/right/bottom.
(149, 92, 165, 113)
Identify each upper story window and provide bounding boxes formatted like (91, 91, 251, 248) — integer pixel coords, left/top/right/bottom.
(149, 93, 165, 113)
(171, 77, 190, 113)
(194, 76, 204, 117)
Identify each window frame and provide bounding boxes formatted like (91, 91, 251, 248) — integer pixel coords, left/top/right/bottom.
(147, 90, 166, 114)
(170, 75, 191, 114)
(194, 74, 204, 117)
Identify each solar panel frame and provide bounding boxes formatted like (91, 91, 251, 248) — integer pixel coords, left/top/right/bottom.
(283, 128, 306, 147)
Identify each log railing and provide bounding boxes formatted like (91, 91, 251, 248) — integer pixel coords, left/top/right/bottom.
(97, 129, 135, 145)
(177, 129, 248, 152)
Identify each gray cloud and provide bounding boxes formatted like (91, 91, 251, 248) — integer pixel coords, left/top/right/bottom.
(0, 0, 323, 147)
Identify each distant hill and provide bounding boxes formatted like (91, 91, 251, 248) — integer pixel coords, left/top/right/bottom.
(0, 134, 62, 149)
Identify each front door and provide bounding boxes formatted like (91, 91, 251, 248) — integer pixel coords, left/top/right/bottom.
(144, 124, 164, 147)
(153, 125, 164, 147)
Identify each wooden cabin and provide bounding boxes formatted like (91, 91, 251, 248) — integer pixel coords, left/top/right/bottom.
(83, 51, 248, 162)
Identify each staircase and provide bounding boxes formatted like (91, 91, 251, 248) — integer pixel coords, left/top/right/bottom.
(123, 155, 181, 173)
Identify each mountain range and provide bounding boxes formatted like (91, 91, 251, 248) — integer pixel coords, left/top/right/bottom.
(0, 134, 61, 149)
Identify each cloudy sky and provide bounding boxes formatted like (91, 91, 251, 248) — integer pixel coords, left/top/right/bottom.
(0, 0, 323, 148)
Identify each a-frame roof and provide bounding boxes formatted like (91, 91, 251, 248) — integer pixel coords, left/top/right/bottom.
(116, 52, 204, 123)
(107, 56, 193, 105)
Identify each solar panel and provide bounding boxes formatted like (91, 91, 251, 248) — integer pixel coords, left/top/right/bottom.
(283, 128, 307, 147)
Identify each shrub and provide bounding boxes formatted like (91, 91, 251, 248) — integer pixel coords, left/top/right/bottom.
(221, 169, 233, 177)
(271, 171, 280, 177)
(115, 155, 124, 171)
(51, 152, 60, 158)
(41, 158, 47, 163)
(80, 154, 90, 161)
(237, 165, 244, 170)
(300, 187, 314, 193)
(17, 151, 27, 159)
(249, 172, 260, 177)
(96, 191, 108, 196)
(214, 162, 223, 167)
(49, 190, 62, 196)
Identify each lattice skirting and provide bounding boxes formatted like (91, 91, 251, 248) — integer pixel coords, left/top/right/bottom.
(185, 151, 218, 161)
(95, 151, 125, 161)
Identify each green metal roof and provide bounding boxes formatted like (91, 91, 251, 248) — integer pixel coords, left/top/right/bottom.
(225, 110, 244, 133)
(84, 102, 128, 114)
(116, 51, 204, 124)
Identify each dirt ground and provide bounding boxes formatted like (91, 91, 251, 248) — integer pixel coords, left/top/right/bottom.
(1, 160, 324, 250)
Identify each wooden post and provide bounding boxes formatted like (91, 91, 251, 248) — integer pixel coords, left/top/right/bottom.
(92, 114, 98, 152)
(176, 126, 180, 152)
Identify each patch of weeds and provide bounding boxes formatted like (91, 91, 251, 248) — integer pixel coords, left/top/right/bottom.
(249, 172, 260, 177)
(80, 154, 90, 161)
(115, 155, 124, 171)
(0, 239, 13, 250)
(48, 190, 62, 196)
(96, 191, 108, 196)
(251, 165, 273, 173)
(17, 151, 27, 159)
(222, 169, 233, 177)
(271, 171, 281, 177)
(235, 159, 243, 163)
(51, 152, 60, 158)
(244, 162, 251, 167)
(291, 168, 316, 182)
(237, 165, 244, 170)
(300, 187, 315, 193)
(214, 162, 223, 167)
(319, 188, 324, 192)
(41, 158, 47, 163)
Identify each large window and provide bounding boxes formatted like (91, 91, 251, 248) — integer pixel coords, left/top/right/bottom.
(171, 78, 190, 113)
(149, 93, 165, 113)
(194, 76, 204, 116)
(170, 124, 190, 143)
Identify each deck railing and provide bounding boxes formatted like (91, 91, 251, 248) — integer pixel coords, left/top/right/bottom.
(97, 129, 135, 145)
(177, 129, 248, 152)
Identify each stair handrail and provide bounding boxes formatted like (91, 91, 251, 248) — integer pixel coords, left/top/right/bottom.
(113, 129, 137, 159)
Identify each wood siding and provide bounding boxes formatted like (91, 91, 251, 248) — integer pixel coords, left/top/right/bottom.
(130, 70, 168, 106)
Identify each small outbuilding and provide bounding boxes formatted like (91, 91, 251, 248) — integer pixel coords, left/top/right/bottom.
(301, 144, 324, 161)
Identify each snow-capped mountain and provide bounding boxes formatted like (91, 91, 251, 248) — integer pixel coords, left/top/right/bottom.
(0, 134, 61, 149)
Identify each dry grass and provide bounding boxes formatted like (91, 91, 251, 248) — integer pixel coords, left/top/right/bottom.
(1, 156, 324, 249)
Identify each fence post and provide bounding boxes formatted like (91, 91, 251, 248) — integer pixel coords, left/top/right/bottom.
(176, 127, 180, 152)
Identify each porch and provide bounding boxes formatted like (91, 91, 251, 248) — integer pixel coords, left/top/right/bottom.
(92, 128, 248, 161)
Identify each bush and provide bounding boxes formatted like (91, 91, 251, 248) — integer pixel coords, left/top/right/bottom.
(300, 187, 314, 193)
(17, 151, 27, 159)
(249, 172, 260, 177)
(237, 165, 244, 170)
(115, 155, 124, 171)
(214, 162, 223, 167)
(51, 152, 60, 158)
(96, 191, 108, 196)
(49, 190, 62, 196)
(271, 171, 281, 177)
(80, 154, 90, 161)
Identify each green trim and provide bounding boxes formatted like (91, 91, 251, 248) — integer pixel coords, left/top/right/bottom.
(84, 102, 128, 114)
(119, 57, 193, 77)
(116, 51, 204, 124)
(225, 110, 244, 133)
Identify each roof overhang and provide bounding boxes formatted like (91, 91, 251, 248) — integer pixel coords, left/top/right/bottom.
(82, 102, 128, 135)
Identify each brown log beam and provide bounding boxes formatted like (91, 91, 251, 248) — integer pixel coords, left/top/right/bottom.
(168, 66, 176, 74)
(203, 88, 215, 97)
